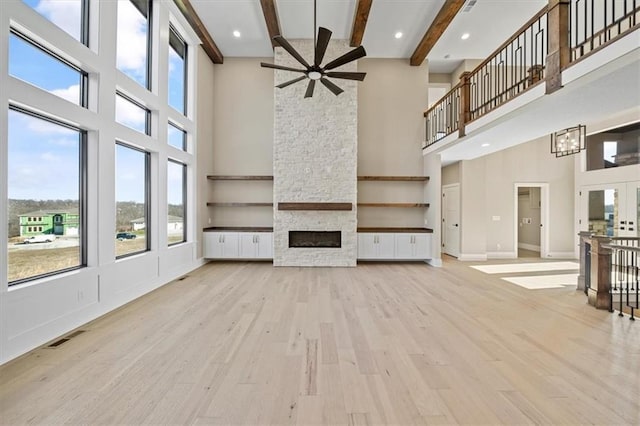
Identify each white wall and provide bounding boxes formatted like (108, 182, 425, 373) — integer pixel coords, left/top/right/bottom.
(0, 1, 208, 365)
(459, 136, 575, 259)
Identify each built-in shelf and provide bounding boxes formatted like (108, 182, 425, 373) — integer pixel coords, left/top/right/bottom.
(204, 226, 273, 232)
(357, 227, 433, 233)
(206, 175, 273, 181)
(278, 202, 353, 211)
(206, 202, 273, 207)
(357, 203, 429, 208)
(357, 176, 429, 181)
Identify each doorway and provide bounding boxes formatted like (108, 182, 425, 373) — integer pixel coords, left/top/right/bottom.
(442, 184, 460, 258)
(514, 183, 549, 258)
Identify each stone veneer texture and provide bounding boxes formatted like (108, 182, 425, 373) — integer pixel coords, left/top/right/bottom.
(273, 39, 357, 267)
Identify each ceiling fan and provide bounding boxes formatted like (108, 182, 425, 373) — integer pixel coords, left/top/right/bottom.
(261, 0, 367, 98)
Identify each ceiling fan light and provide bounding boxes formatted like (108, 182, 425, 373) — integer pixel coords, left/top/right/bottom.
(308, 71, 322, 80)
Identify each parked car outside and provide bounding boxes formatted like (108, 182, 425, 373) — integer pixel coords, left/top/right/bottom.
(23, 234, 56, 244)
(116, 232, 137, 241)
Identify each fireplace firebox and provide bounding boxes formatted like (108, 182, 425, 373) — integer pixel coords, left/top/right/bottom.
(289, 231, 341, 248)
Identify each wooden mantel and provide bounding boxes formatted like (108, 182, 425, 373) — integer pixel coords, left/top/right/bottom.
(278, 202, 353, 211)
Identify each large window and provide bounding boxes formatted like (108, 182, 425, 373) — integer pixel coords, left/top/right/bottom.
(9, 30, 87, 107)
(22, 0, 88, 44)
(7, 108, 85, 284)
(586, 122, 640, 170)
(167, 160, 186, 245)
(168, 27, 187, 114)
(116, 0, 151, 88)
(115, 93, 150, 135)
(115, 143, 150, 258)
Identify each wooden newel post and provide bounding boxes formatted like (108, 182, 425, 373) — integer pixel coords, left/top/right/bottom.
(546, 0, 570, 94)
(577, 231, 593, 292)
(458, 71, 471, 138)
(588, 236, 612, 310)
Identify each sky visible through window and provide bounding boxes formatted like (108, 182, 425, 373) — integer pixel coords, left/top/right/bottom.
(168, 43, 185, 114)
(23, 0, 82, 41)
(12, 1, 185, 207)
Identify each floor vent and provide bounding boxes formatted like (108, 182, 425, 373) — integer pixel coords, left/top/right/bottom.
(47, 330, 86, 348)
(178, 275, 189, 281)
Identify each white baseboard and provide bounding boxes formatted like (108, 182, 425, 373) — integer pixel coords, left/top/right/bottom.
(546, 251, 578, 259)
(487, 251, 518, 259)
(518, 243, 540, 251)
(458, 254, 488, 261)
(426, 258, 442, 267)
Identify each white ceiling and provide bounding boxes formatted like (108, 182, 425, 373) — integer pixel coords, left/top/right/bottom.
(190, 0, 547, 70)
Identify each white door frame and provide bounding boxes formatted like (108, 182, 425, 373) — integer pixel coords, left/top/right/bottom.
(442, 183, 461, 258)
(514, 183, 549, 258)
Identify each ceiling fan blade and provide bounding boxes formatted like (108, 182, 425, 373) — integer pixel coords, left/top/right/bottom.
(261, 62, 307, 73)
(323, 46, 367, 71)
(314, 27, 332, 67)
(276, 76, 307, 89)
(304, 80, 316, 98)
(320, 78, 344, 96)
(273, 35, 311, 69)
(325, 72, 367, 81)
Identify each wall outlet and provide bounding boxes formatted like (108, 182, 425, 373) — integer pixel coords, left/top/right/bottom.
(208, 217, 211, 224)
(497, 243, 501, 250)
(492, 215, 501, 221)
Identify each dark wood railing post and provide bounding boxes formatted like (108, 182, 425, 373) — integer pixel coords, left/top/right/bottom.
(577, 231, 593, 292)
(546, 0, 570, 94)
(458, 71, 471, 137)
(588, 236, 612, 310)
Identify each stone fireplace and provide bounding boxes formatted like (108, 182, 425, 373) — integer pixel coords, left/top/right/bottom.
(273, 39, 357, 267)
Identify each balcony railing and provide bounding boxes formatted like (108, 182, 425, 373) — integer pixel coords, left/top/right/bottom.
(423, 0, 640, 149)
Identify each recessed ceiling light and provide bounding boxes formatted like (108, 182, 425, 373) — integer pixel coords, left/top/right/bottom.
(394, 32, 403, 39)
(481, 143, 490, 147)
(461, 33, 470, 40)
(233, 30, 241, 38)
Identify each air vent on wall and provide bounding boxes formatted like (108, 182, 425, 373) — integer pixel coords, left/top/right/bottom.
(463, 0, 477, 12)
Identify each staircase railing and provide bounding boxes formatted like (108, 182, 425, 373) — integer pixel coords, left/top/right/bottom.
(604, 240, 639, 320)
(423, 0, 640, 149)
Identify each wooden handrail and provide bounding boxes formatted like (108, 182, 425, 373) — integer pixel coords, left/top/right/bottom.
(602, 244, 640, 253)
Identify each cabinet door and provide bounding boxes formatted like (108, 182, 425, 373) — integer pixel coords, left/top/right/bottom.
(220, 233, 239, 258)
(414, 234, 431, 259)
(394, 234, 414, 259)
(256, 233, 273, 259)
(203, 232, 222, 258)
(377, 234, 395, 259)
(239, 234, 257, 258)
(357, 233, 376, 259)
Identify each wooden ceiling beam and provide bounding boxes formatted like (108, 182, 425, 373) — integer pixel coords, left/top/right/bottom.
(350, 0, 373, 47)
(173, 0, 224, 64)
(260, 0, 282, 48)
(410, 0, 465, 66)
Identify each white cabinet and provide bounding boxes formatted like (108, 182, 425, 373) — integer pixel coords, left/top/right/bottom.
(239, 233, 273, 259)
(204, 231, 272, 259)
(357, 233, 396, 260)
(394, 234, 431, 260)
(358, 232, 432, 261)
(204, 232, 239, 258)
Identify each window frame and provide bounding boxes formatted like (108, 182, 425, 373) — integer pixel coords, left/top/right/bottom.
(116, 0, 153, 90)
(115, 141, 151, 259)
(168, 121, 187, 151)
(7, 105, 87, 286)
(9, 28, 89, 108)
(167, 159, 187, 246)
(168, 25, 187, 115)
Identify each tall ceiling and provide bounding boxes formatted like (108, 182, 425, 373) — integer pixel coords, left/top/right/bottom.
(190, 0, 547, 72)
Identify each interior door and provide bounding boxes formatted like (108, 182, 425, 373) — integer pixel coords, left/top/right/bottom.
(581, 181, 640, 237)
(442, 184, 460, 257)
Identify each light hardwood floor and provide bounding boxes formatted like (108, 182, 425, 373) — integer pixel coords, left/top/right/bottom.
(1, 259, 639, 425)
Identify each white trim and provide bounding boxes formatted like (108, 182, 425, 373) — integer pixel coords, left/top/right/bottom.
(458, 254, 488, 261)
(487, 251, 518, 259)
(518, 243, 541, 251)
(546, 251, 578, 259)
(426, 258, 443, 267)
(441, 183, 461, 258)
